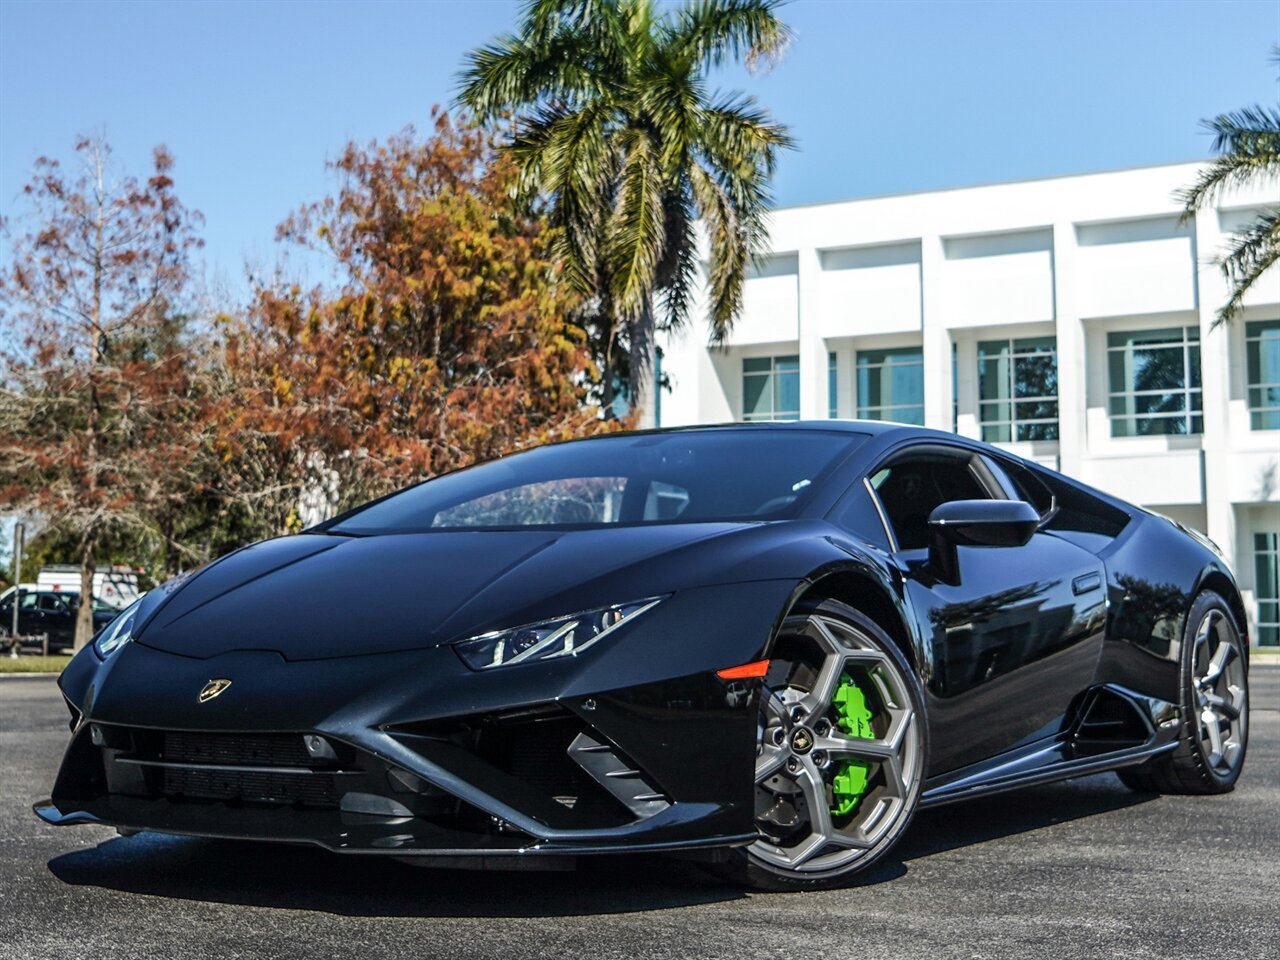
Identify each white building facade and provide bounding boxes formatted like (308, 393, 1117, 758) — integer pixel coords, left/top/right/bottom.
(660, 162, 1280, 646)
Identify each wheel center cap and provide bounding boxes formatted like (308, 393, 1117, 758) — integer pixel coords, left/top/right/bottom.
(790, 727, 815, 755)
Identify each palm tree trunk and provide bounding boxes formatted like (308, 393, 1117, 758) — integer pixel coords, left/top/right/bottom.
(629, 296, 656, 429)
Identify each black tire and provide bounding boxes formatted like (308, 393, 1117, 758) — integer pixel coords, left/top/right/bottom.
(711, 598, 928, 891)
(1117, 590, 1249, 795)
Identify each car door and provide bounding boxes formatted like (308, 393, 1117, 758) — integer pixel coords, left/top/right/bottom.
(15, 591, 42, 637)
(866, 443, 1107, 774)
(38, 592, 76, 646)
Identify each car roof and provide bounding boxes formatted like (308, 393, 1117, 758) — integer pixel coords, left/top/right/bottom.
(570, 419, 958, 442)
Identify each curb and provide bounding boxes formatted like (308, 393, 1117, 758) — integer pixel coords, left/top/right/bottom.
(0, 673, 62, 680)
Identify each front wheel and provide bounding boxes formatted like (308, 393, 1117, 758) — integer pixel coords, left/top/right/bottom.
(717, 599, 927, 891)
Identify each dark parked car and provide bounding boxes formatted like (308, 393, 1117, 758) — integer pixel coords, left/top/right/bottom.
(0, 589, 116, 651)
(36, 423, 1249, 889)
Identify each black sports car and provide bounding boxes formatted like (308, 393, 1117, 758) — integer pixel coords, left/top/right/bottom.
(36, 422, 1250, 889)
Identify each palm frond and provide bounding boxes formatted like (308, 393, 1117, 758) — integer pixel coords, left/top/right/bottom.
(1178, 105, 1280, 214)
(521, 0, 608, 42)
(697, 131, 772, 237)
(654, 177, 699, 331)
(667, 0, 793, 73)
(605, 128, 666, 320)
(1213, 208, 1280, 326)
(456, 1, 623, 119)
(636, 61, 703, 178)
(689, 162, 747, 342)
(698, 93, 794, 174)
(511, 102, 615, 297)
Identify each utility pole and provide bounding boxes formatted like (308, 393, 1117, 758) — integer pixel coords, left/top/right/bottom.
(9, 522, 23, 658)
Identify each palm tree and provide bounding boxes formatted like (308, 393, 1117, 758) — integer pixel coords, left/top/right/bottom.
(1179, 47, 1280, 326)
(458, 0, 793, 426)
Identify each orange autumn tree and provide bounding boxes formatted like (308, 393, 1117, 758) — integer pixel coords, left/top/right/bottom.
(222, 112, 614, 530)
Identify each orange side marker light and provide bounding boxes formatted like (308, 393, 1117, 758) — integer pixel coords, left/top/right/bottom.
(715, 659, 771, 681)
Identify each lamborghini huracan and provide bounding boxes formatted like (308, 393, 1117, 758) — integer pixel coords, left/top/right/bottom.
(36, 422, 1250, 889)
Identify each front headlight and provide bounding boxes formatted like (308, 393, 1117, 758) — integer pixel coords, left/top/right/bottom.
(454, 597, 665, 671)
(93, 600, 140, 659)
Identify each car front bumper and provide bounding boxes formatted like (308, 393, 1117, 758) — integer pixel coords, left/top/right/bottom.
(36, 580, 796, 857)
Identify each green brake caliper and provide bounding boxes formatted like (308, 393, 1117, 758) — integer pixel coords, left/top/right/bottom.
(830, 673, 875, 817)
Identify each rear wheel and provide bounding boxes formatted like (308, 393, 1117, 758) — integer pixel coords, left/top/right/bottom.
(718, 599, 926, 891)
(1118, 590, 1248, 794)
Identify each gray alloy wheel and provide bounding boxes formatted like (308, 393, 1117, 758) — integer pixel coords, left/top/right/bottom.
(729, 599, 926, 890)
(1190, 606, 1248, 778)
(1119, 590, 1249, 795)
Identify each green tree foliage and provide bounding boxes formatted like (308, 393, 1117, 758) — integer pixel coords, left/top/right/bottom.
(458, 0, 793, 425)
(1179, 46, 1280, 326)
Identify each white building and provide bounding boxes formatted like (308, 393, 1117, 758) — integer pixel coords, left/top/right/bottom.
(661, 161, 1280, 647)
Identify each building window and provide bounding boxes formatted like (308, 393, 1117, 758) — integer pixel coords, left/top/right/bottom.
(743, 355, 800, 421)
(1246, 319, 1280, 431)
(1107, 326, 1202, 436)
(828, 352, 837, 418)
(978, 336, 1059, 442)
(1256, 532, 1280, 647)
(856, 347, 924, 425)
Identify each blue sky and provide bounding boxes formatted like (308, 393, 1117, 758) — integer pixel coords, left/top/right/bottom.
(1, 0, 1277, 295)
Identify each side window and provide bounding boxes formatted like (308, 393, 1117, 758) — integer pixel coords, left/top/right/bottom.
(869, 450, 996, 551)
(991, 456, 1056, 520)
(19, 592, 38, 610)
(39, 594, 68, 613)
(1035, 467, 1131, 546)
(996, 456, 1131, 551)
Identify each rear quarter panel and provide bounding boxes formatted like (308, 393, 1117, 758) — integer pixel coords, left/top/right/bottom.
(1093, 511, 1241, 703)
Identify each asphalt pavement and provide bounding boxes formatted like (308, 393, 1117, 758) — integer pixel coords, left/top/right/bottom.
(2, 664, 1277, 960)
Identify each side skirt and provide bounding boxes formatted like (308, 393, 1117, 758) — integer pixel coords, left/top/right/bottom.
(918, 683, 1180, 809)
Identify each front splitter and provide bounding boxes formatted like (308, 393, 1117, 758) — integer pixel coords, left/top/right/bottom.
(33, 797, 756, 858)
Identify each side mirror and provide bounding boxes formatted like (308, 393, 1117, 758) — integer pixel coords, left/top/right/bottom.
(927, 499, 1040, 585)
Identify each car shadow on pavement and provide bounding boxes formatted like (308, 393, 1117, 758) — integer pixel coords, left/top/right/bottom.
(847, 772, 1159, 887)
(46, 773, 1155, 915)
(48, 833, 746, 916)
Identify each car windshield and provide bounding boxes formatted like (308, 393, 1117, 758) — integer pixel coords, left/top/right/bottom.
(326, 429, 867, 533)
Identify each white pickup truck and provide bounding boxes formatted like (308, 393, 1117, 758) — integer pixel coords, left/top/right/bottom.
(36, 565, 144, 611)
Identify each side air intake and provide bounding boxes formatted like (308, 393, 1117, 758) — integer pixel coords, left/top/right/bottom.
(567, 731, 671, 819)
(1070, 687, 1157, 758)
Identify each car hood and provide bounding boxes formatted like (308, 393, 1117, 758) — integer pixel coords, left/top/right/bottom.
(134, 524, 762, 661)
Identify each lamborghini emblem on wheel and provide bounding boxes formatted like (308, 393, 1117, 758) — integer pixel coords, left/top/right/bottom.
(790, 727, 814, 754)
(198, 679, 232, 703)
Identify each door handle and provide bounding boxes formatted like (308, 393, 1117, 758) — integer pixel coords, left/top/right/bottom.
(1072, 573, 1102, 596)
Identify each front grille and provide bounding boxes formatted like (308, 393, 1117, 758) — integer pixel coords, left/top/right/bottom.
(160, 731, 313, 768)
(96, 727, 349, 809)
(162, 765, 339, 806)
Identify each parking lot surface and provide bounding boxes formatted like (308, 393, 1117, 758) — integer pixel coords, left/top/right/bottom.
(2, 664, 1277, 960)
